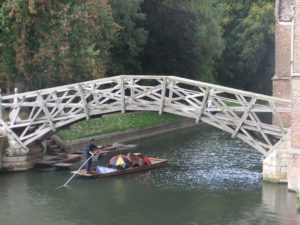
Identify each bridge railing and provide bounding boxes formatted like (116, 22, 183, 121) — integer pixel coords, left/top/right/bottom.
(0, 75, 291, 156)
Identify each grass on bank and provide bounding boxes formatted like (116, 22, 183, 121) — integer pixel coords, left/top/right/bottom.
(57, 112, 184, 141)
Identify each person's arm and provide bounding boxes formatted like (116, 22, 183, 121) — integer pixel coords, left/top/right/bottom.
(88, 144, 96, 155)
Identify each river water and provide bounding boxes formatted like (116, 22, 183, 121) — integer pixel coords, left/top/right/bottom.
(0, 124, 299, 225)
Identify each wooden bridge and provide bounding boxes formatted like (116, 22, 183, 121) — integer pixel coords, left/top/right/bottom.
(0, 75, 291, 156)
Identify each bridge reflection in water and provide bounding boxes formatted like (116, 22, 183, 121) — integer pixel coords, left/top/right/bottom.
(0, 124, 298, 225)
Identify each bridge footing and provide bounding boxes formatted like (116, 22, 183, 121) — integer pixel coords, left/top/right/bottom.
(1, 145, 43, 171)
(263, 135, 300, 193)
(286, 151, 300, 192)
(263, 137, 290, 183)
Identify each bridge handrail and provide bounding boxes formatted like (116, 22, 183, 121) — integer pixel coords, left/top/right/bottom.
(0, 75, 291, 105)
(0, 75, 292, 157)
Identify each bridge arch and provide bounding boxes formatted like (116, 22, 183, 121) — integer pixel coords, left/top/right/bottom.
(0, 75, 291, 156)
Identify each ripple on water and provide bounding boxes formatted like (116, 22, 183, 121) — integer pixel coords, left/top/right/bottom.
(136, 125, 264, 192)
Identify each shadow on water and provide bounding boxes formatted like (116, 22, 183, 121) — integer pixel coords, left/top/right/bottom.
(0, 124, 299, 225)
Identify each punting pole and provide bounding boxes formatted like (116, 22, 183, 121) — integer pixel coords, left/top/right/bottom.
(56, 152, 94, 189)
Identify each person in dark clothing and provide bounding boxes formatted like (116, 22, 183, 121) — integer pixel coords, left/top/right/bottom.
(85, 138, 98, 173)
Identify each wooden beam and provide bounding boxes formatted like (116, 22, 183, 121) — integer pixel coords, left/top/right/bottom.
(0, 75, 291, 152)
(37, 92, 56, 132)
(159, 77, 167, 115)
(77, 84, 90, 120)
(196, 87, 210, 123)
(120, 76, 126, 113)
(231, 98, 256, 138)
(269, 101, 285, 135)
(0, 119, 29, 152)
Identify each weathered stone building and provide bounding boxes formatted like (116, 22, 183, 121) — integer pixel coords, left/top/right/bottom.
(271, 0, 300, 191)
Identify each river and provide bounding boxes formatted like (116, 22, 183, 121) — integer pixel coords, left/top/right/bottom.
(0, 124, 299, 225)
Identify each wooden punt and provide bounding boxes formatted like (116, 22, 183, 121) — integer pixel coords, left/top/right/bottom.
(71, 157, 167, 178)
(34, 143, 137, 170)
(55, 144, 137, 170)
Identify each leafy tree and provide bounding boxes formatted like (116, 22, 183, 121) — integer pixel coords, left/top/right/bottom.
(140, 0, 224, 82)
(108, 0, 148, 75)
(0, 0, 117, 91)
(216, 0, 274, 94)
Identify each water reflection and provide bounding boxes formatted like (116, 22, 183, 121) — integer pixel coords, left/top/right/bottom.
(0, 124, 299, 225)
(262, 183, 300, 225)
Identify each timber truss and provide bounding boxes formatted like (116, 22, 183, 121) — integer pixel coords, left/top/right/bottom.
(0, 75, 291, 156)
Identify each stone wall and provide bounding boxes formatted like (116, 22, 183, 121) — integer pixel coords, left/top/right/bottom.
(1, 143, 43, 171)
(288, 1, 300, 192)
(274, 0, 300, 193)
(287, 153, 300, 190)
(263, 136, 290, 182)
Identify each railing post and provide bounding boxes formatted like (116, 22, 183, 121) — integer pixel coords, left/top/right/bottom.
(77, 84, 90, 120)
(196, 87, 210, 123)
(120, 76, 126, 114)
(159, 77, 167, 115)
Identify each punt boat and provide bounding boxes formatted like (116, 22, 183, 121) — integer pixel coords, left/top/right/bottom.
(70, 157, 167, 178)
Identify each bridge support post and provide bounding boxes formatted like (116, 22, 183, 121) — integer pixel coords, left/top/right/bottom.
(0, 132, 43, 171)
(263, 136, 290, 182)
(1, 146, 43, 171)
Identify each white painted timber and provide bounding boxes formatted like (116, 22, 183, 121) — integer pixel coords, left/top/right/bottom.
(0, 75, 291, 156)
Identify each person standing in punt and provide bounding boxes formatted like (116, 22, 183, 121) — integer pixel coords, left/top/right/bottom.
(85, 138, 98, 173)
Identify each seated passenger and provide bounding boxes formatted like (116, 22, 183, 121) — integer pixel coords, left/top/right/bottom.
(143, 156, 151, 166)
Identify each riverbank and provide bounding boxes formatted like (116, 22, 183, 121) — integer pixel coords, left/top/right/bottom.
(53, 117, 198, 153)
(57, 112, 184, 141)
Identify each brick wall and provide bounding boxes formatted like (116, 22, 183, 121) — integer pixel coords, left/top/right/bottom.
(291, 2, 300, 149)
(275, 25, 292, 77)
(272, 79, 291, 126)
(273, 1, 293, 127)
(292, 1, 300, 74)
(291, 77, 300, 148)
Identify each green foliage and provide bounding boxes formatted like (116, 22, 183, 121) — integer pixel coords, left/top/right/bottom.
(108, 0, 148, 75)
(216, 0, 274, 94)
(139, 0, 224, 82)
(0, 0, 276, 94)
(30, 1, 117, 88)
(0, 0, 26, 91)
(58, 112, 183, 140)
(0, 0, 117, 90)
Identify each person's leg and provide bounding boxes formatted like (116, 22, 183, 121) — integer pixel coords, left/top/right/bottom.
(86, 158, 92, 173)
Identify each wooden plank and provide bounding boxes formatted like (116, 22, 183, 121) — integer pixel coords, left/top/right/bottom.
(167, 76, 291, 104)
(0, 119, 29, 152)
(231, 98, 256, 138)
(196, 87, 210, 123)
(120, 76, 126, 113)
(77, 84, 90, 120)
(37, 92, 56, 132)
(0, 75, 291, 151)
(269, 101, 285, 135)
(159, 77, 167, 115)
